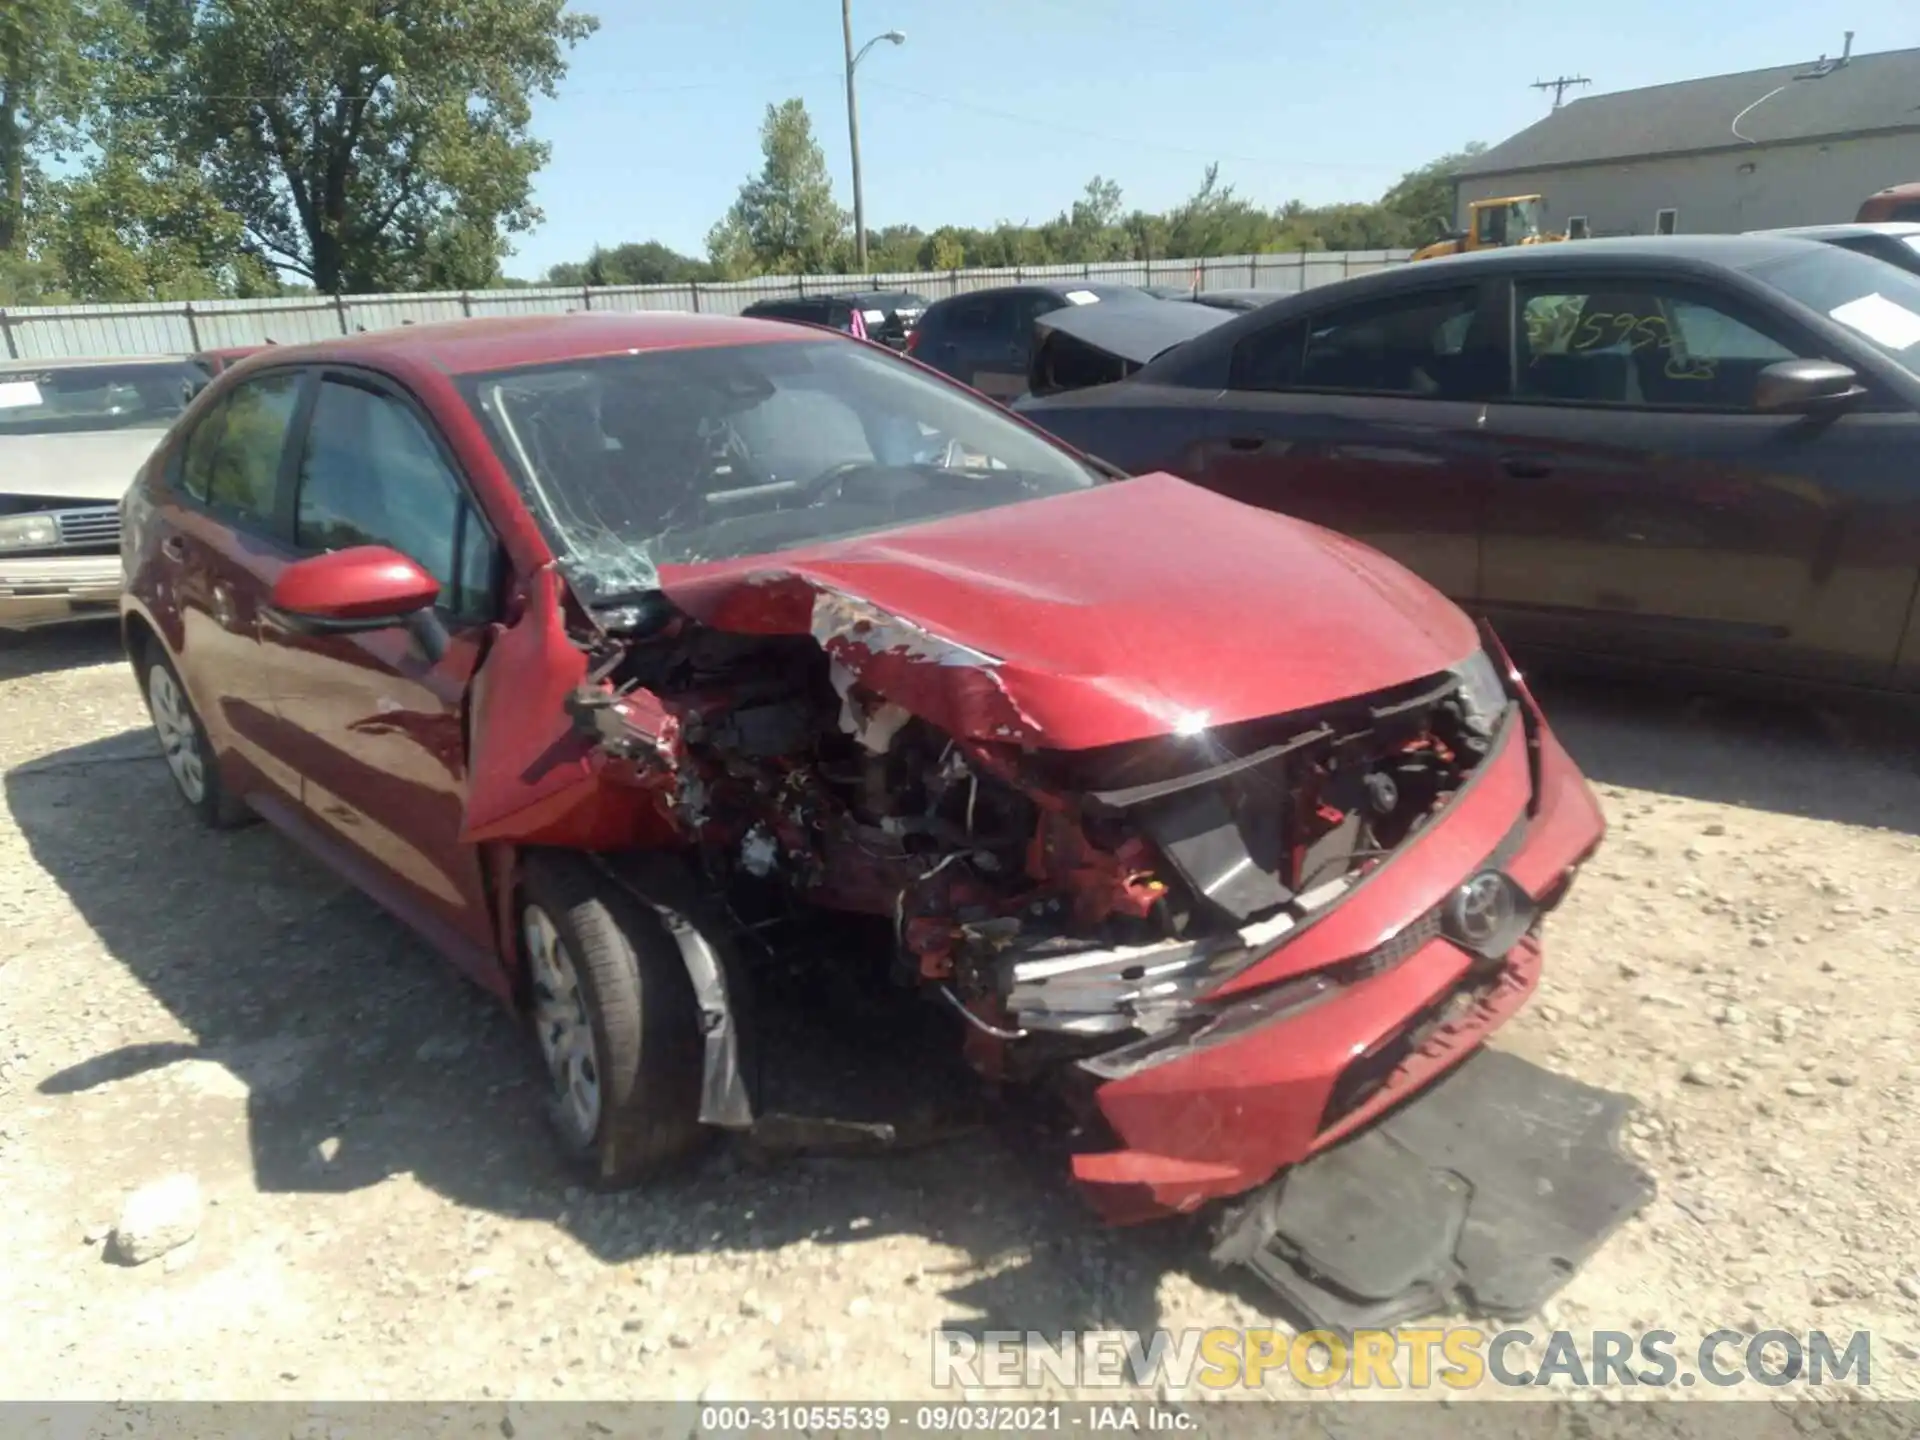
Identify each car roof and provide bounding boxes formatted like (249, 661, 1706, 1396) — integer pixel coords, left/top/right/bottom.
(1035, 296, 1235, 364)
(1128, 234, 1848, 389)
(1412, 233, 1829, 274)
(223, 312, 819, 376)
(5, 353, 197, 369)
(927, 281, 1145, 308)
(1194, 288, 1282, 305)
(1748, 222, 1920, 241)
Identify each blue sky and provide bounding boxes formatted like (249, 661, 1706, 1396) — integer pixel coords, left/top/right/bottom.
(512, 0, 1920, 277)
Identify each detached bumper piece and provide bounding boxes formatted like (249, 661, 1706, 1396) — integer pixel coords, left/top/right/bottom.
(1210, 1047, 1654, 1331)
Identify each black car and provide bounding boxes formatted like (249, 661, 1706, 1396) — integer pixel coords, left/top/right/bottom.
(903, 282, 1151, 400)
(1187, 288, 1284, 313)
(1016, 234, 1920, 695)
(1750, 223, 1920, 279)
(738, 290, 930, 348)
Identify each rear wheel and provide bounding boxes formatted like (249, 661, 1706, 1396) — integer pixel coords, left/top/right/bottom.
(520, 854, 708, 1186)
(138, 642, 250, 829)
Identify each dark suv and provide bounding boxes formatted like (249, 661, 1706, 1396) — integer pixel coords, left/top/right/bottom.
(904, 283, 1149, 399)
(739, 291, 929, 349)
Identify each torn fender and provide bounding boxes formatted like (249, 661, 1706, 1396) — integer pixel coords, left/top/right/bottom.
(589, 852, 756, 1129)
(461, 565, 679, 851)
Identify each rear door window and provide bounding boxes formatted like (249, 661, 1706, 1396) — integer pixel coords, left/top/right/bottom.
(1230, 286, 1495, 398)
(178, 371, 305, 528)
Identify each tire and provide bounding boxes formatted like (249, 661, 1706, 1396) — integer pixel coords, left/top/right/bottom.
(137, 640, 252, 830)
(519, 852, 709, 1186)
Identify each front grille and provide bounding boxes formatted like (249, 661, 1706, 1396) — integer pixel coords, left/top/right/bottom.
(55, 507, 121, 548)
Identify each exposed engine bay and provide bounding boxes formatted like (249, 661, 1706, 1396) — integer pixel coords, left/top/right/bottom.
(559, 586, 1509, 1090)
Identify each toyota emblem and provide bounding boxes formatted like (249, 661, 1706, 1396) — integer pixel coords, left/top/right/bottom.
(1441, 868, 1534, 959)
(1454, 871, 1512, 943)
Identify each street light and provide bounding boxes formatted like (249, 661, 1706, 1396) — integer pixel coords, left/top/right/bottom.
(842, 4, 905, 272)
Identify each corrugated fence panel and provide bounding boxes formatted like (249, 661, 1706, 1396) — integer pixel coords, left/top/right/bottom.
(342, 292, 472, 331)
(4, 304, 195, 359)
(0, 250, 1415, 359)
(469, 287, 585, 317)
(191, 298, 350, 348)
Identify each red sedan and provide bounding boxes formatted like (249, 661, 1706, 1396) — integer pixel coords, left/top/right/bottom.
(119, 313, 1643, 1328)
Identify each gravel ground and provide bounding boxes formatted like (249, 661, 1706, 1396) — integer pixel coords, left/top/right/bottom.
(2, 622, 1918, 1406)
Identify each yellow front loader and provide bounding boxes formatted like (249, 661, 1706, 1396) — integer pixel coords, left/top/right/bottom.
(1411, 195, 1568, 261)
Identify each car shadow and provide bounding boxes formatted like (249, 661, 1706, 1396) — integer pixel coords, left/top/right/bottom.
(7, 730, 1190, 1341)
(1527, 669, 1920, 836)
(0, 619, 123, 680)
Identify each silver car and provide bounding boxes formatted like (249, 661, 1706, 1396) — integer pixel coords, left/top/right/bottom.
(0, 354, 208, 630)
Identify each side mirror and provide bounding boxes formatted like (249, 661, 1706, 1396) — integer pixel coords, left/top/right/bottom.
(268, 546, 449, 659)
(1753, 359, 1865, 413)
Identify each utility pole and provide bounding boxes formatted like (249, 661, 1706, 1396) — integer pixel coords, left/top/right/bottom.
(841, 10, 904, 273)
(843, 0, 866, 270)
(1532, 75, 1592, 110)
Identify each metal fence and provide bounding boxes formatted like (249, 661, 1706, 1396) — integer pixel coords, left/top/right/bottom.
(0, 250, 1413, 361)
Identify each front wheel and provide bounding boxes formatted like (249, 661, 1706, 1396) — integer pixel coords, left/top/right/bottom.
(519, 854, 708, 1186)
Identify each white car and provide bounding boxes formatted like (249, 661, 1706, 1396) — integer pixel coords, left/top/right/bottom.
(0, 354, 208, 630)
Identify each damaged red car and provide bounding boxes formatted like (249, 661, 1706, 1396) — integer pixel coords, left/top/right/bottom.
(119, 313, 1649, 1328)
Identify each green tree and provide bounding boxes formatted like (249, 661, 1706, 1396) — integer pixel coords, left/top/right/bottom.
(560, 239, 713, 287)
(1, 0, 116, 254)
(1164, 164, 1274, 258)
(39, 6, 259, 302)
(173, 0, 597, 294)
(1378, 141, 1487, 244)
(705, 98, 847, 277)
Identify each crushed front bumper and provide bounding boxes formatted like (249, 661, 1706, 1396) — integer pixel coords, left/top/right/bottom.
(0, 556, 122, 630)
(1067, 691, 1609, 1224)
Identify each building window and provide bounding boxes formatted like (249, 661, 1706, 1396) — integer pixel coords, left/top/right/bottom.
(1567, 216, 1590, 240)
(1655, 208, 1679, 235)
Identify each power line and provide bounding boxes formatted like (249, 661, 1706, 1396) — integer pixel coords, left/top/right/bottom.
(98, 71, 841, 105)
(857, 78, 1400, 175)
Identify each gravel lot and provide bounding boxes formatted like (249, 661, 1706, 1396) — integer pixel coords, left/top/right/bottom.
(3, 622, 1918, 1405)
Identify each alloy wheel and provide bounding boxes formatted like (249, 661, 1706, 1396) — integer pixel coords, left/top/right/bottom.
(523, 904, 605, 1142)
(147, 663, 207, 806)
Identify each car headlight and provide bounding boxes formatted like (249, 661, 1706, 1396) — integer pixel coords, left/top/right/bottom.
(0, 513, 59, 551)
(1451, 647, 1509, 735)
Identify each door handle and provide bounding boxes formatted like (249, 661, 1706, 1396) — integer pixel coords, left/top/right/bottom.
(1227, 436, 1265, 452)
(160, 536, 187, 563)
(1500, 453, 1554, 479)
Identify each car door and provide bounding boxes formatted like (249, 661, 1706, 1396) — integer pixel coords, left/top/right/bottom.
(1162, 281, 1507, 605)
(261, 368, 504, 971)
(159, 367, 310, 805)
(1477, 271, 1911, 684)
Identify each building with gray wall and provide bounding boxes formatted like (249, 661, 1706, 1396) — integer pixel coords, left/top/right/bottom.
(1455, 43, 1920, 239)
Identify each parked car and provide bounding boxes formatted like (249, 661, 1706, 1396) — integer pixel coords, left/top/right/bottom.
(1748, 222, 1920, 278)
(1016, 234, 1920, 695)
(1, 353, 209, 631)
(1139, 284, 1197, 301)
(904, 282, 1151, 399)
(1026, 294, 1234, 398)
(739, 291, 929, 349)
(1186, 288, 1285, 313)
(119, 310, 1631, 1327)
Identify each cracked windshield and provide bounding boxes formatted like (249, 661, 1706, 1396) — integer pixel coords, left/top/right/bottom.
(463, 339, 1098, 598)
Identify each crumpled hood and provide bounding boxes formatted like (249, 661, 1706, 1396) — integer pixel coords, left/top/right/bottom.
(659, 472, 1479, 751)
(1, 427, 171, 502)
